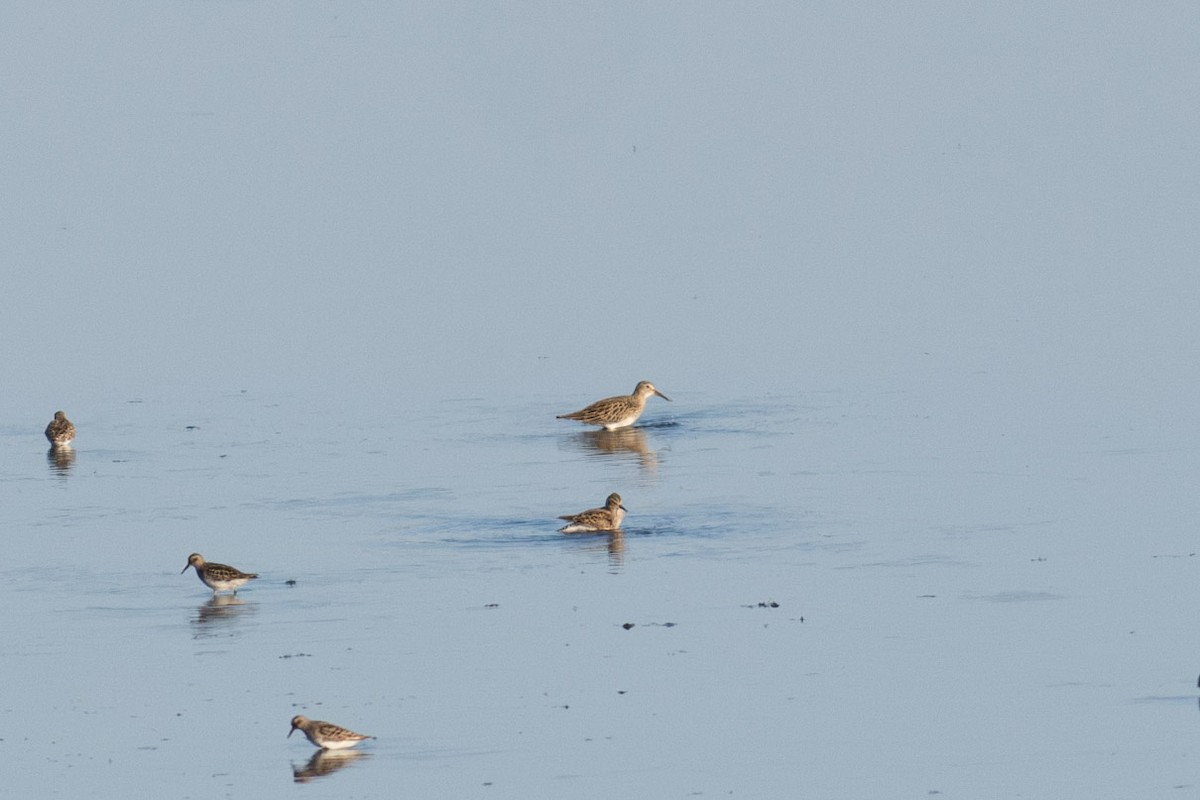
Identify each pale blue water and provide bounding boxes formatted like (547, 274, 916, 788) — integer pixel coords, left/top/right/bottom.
(5, 384, 1200, 798)
(5, 3, 1200, 799)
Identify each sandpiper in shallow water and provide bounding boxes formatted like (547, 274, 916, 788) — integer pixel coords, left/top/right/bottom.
(557, 381, 670, 431)
(45, 410, 76, 447)
(558, 492, 627, 533)
(289, 715, 375, 750)
(182, 553, 258, 594)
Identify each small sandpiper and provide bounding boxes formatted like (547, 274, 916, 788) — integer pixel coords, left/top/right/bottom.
(558, 492, 627, 533)
(45, 410, 76, 447)
(557, 381, 670, 430)
(289, 715, 375, 750)
(182, 553, 258, 594)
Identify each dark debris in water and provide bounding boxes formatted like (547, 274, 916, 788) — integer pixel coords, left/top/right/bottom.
(484, 603, 499, 609)
(285, 579, 297, 586)
(186, 425, 199, 430)
(741, 600, 780, 608)
(279, 653, 312, 659)
(622, 622, 675, 630)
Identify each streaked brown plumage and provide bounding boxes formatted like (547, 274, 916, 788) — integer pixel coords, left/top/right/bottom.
(182, 553, 258, 594)
(558, 492, 627, 533)
(289, 715, 374, 750)
(557, 381, 670, 430)
(45, 410, 76, 446)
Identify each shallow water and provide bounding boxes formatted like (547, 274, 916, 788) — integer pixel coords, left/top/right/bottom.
(6, 3, 1200, 798)
(5, 385, 1200, 798)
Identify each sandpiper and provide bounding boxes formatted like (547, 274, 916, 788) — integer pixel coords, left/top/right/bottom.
(558, 492, 627, 533)
(182, 553, 258, 594)
(289, 715, 375, 750)
(557, 381, 670, 430)
(45, 410, 76, 447)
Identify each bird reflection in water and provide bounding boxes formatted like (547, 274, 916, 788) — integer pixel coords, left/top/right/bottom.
(570, 530, 626, 573)
(604, 530, 625, 571)
(47, 446, 76, 474)
(570, 428, 658, 473)
(292, 749, 370, 783)
(191, 594, 254, 633)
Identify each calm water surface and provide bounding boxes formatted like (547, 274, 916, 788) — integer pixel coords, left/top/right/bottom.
(4, 384, 1198, 798)
(6, 4, 1200, 798)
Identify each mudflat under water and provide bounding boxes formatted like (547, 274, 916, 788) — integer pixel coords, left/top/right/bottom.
(4, 384, 1198, 798)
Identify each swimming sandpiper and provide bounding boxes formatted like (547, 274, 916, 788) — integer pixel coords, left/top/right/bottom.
(182, 553, 258, 594)
(289, 715, 375, 750)
(558, 492, 627, 533)
(557, 381, 670, 431)
(45, 410, 76, 447)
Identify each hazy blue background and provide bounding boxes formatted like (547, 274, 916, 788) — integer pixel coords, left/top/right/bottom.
(4, 3, 1200, 798)
(6, 3, 1197, 410)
